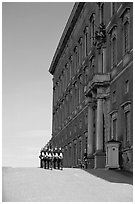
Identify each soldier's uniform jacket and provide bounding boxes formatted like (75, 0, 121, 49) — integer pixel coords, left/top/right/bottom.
(53, 149, 59, 159)
(58, 149, 63, 159)
(48, 149, 53, 158)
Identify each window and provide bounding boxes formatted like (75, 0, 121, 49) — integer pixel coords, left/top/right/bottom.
(112, 37, 117, 67)
(69, 55, 73, 79)
(120, 8, 130, 56)
(78, 75, 83, 104)
(63, 69, 65, 91)
(65, 63, 69, 86)
(90, 13, 95, 47)
(74, 47, 78, 73)
(121, 101, 131, 147)
(74, 82, 78, 108)
(109, 26, 117, 68)
(69, 89, 73, 114)
(84, 27, 88, 58)
(124, 21, 129, 54)
(78, 37, 83, 66)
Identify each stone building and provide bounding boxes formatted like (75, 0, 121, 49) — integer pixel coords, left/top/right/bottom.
(49, 2, 133, 171)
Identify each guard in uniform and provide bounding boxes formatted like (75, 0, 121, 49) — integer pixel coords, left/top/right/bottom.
(47, 148, 53, 170)
(57, 147, 63, 170)
(43, 148, 48, 169)
(39, 150, 44, 168)
(83, 149, 88, 169)
(53, 147, 58, 169)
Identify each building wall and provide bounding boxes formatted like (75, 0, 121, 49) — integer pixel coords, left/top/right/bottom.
(49, 2, 133, 171)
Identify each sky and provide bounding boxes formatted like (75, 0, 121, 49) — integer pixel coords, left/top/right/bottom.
(2, 2, 74, 167)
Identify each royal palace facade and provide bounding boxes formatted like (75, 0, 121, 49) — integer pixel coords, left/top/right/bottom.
(49, 2, 133, 171)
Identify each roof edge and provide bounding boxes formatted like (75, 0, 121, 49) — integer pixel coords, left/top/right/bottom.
(49, 2, 85, 75)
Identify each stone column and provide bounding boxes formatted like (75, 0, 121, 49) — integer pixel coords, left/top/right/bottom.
(96, 98, 103, 151)
(87, 102, 93, 155)
(94, 96, 106, 168)
(87, 100, 94, 168)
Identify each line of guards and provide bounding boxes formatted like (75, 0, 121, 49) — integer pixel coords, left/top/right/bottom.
(39, 147, 63, 170)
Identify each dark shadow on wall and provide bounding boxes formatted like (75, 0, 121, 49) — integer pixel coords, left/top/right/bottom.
(83, 168, 133, 185)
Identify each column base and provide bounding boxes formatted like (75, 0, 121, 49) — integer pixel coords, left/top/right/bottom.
(87, 155, 94, 169)
(94, 151, 106, 169)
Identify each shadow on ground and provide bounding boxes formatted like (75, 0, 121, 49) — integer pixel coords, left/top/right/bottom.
(83, 168, 133, 185)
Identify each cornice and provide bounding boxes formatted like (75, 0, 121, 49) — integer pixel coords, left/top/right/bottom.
(49, 3, 85, 75)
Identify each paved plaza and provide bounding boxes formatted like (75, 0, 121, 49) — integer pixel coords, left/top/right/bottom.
(2, 167, 133, 202)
